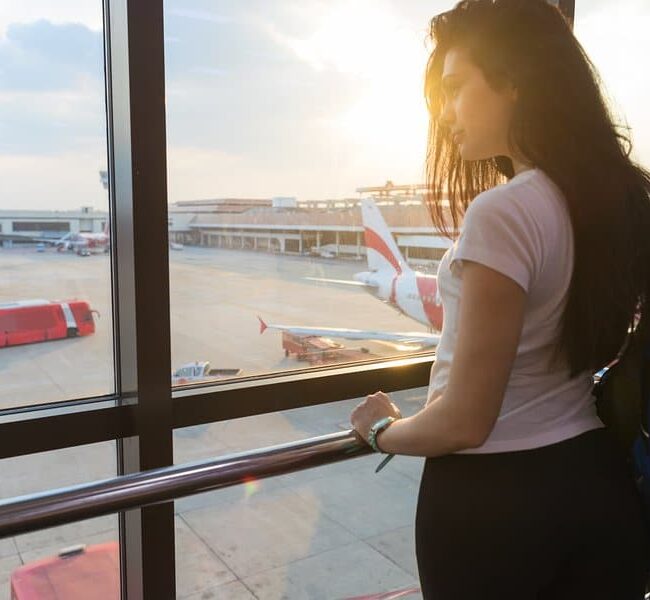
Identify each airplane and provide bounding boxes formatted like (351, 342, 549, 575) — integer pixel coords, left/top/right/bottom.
(259, 198, 444, 350)
(54, 230, 110, 254)
(3, 224, 180, 255)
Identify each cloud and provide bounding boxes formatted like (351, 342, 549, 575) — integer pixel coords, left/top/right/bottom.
(0, 20, 106, 157)
(4, 0, 648, 212)
(0, 1, 102, 39)
(0, 2, 432, 208)
(0, 20, 103, 92)
(189, 66, 229, 77)
(0, 86, 106, 155)
(162, 2, 361, 161)
(574, 0, 613, 18)
(166, 8, 235, 25)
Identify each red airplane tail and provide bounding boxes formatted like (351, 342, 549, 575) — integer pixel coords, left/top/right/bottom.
(257, 316, 268, 335)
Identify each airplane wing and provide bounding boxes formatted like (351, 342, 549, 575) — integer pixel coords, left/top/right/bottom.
(257, 316, 439, 348)
(304, 276, 371, 287)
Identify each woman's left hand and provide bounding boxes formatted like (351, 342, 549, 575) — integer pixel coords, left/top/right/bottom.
(350, 391, 402, 444)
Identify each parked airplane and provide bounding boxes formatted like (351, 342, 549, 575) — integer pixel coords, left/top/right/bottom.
(55, 230, 110, 254)
(259, 198, 444, 349)
(4, 225, 184, 255)
(353, 198, 443, 330)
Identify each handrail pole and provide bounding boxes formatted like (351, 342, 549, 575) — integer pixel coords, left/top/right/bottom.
(0, 431, 372, 538)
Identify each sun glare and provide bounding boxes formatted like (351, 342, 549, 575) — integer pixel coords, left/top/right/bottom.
(279, 0, 431, 170)
(575, 1, 650, 163)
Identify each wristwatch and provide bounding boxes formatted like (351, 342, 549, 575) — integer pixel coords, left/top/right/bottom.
(368, 416, 397, 452)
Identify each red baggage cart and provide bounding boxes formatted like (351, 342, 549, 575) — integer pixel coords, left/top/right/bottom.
(10, 542, 119, 600)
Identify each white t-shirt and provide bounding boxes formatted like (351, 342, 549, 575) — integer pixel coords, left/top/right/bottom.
(427, 167, 603, 454)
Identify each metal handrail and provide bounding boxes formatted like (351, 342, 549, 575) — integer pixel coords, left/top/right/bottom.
(0, 430, 372, 538)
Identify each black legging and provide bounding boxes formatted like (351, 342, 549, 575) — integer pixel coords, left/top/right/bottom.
(415, 428, 650, 599)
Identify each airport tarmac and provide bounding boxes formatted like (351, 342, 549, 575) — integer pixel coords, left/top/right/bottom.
(0, 245, 434, 410)
(0, 245, 431, 599)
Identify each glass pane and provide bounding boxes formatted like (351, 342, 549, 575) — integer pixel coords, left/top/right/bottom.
(574, 1, 650, 166)
(0, 4, 114, 407)
(0, 442, 119, 599)
(165, 1, 457, 387)
(173, 388, 425, 599)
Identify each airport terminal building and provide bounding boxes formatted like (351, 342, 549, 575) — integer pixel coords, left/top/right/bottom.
(0, 206, 108, 243)
(168, 182, 452, 265)
(4, 182, 452, 264)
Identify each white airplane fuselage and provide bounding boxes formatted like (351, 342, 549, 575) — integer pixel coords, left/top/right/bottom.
(357, 197, 444, 332)
(354, 268, 442, 331)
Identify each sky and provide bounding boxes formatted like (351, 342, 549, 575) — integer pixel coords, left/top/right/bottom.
(0, 0, 648, 211)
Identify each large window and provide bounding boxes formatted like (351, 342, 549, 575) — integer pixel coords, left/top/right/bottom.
(0, 0, 120, 594)
(164, 1, 455, 387)
(0, 3, 113, 409)
(161, 6, 454, 594)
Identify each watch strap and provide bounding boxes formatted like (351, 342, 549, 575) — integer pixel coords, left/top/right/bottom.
(368, 416, 397, 452)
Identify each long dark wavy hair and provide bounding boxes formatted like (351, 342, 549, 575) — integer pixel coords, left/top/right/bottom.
(424, 0, 650, 376)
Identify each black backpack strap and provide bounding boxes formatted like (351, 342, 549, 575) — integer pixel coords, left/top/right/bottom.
(640, 318, 650, 449)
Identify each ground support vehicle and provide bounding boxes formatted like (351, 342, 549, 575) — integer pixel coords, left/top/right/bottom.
(281, 331, 373, 364)
(0, 300, 96, 348)
(172, 361, 241, 385)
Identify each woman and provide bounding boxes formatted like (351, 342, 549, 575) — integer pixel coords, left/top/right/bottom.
(350, 0, 650, 597)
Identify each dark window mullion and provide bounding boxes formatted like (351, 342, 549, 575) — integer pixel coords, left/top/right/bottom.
(105, 0, 174, 598)
(172, 356, 433, 429)
(0, 357, 431, 459)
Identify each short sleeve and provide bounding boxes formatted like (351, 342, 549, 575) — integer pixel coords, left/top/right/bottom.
(451, 189, 541, 293)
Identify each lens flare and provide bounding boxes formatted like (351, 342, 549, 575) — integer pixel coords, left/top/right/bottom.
(243, 475, 261, 499)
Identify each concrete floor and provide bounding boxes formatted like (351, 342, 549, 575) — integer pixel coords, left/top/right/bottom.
(0, 246, 433, 598)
